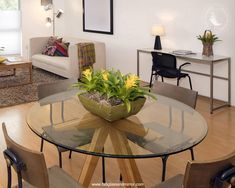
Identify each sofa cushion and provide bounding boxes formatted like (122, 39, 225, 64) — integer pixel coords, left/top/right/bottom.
(32, 54, 70, 70)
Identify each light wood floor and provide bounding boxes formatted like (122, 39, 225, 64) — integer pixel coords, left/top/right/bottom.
(0, 97, 234, 188)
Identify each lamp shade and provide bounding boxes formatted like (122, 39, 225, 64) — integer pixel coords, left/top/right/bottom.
(151, 25, 165, 36)
(56, 9, 64, 18)
(41, 0, 52, 6)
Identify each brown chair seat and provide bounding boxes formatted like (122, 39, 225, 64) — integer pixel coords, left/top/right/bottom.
(13, 166, 83, 188)
(152, 174, 183, 188)
(48, 166, 83, 188)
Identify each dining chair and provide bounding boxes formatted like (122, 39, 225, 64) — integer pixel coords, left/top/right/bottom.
(2, 123, 84, 188)
(153, 151, 235, 188)
(38, 79, 107, 182)
(38, 79, 76, 168)
(149, 52, 192, 89)
(151, 81, 198, 181)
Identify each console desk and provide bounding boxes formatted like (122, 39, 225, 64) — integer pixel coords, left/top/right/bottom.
(137, 48, 231, 114)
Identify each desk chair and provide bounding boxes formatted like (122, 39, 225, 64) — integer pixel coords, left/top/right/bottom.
(149, 52, 192, 89)
(153, 151, 235, 188)
(38, 79, 76, 168)
(2, 123, 83, 188)
(151, 81, 198, 181)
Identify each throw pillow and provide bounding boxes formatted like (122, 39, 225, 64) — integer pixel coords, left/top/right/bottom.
(54, 41, 70, 57)
(42, 46, 57, 56)
(47, 36, 62, 46)
(42, 36, 63, 55)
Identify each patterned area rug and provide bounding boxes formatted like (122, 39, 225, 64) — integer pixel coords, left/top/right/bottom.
(0, 68, 66, 108)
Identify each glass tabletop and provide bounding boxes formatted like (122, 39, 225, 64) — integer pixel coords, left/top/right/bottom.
(27, 90, 208, 159)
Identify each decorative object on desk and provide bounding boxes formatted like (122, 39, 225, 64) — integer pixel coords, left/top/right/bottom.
(151, 25, 165, 50)
(0, 57, 6, 63)
(197, 30, 220, 56)
(172, 50, 193, 55)
(0, 47, 6, 63)
(73, 68, 155, 122)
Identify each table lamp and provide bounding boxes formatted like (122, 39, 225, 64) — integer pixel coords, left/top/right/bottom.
(151, 25, 165, 50)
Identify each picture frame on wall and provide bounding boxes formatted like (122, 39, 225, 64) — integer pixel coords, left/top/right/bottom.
(83, 0, 113, 35)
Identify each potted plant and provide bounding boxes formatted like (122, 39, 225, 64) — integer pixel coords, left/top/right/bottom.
(73, 68, 155, 122)
(197, 30, 220, 56)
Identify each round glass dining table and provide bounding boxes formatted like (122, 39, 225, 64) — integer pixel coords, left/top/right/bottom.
(27, 89, 208, 187)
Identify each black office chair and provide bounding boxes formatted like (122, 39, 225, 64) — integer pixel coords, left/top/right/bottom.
(149, 52, 192, 89)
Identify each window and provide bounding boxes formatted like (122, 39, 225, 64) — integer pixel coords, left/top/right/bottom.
(0, 0, 21, 55)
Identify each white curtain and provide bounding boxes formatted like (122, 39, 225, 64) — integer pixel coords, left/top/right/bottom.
(0, 10, 21, 55)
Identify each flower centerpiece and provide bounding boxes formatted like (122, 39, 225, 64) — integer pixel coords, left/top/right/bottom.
(73, 68, 155, 122)
(197, 30, 220, 56)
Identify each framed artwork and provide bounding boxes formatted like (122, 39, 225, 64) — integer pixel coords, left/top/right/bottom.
(83, 0, 113, 35)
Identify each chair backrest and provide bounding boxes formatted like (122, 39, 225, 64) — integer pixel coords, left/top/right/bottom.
(38, 79, 76, 100)
(151, 52, 177, 70)
(2, 123, 50, 188)
(183, 151, 235, 188)
(152, 81, 198, 109)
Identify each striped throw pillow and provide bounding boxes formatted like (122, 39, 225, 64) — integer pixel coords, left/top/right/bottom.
(54, 41, 70, 57)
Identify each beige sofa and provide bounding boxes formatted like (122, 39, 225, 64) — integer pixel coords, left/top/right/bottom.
(29, 37, 106, 79)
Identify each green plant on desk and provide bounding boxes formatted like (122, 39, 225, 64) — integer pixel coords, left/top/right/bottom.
(197, 30, 221, 56)
(197, 30, 220, 44)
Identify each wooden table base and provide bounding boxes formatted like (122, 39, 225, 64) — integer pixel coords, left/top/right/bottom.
(79, 126, 145, 188)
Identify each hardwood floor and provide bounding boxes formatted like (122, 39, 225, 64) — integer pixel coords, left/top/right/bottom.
(0, 97, 234, 188)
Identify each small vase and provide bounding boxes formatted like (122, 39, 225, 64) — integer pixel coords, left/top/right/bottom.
(78, 94, 146, 122)
(202, 43, 213, 57)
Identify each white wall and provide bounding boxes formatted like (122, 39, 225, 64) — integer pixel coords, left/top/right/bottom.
(21, 0, 65, 59)
(63, 0, 235, 105)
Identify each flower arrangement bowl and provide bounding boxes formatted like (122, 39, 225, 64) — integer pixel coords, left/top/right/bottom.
(79, 94, 146, 122)
(73, 68, 155, 122)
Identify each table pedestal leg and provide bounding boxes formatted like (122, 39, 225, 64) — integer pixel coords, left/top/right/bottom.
(79, 127, 109, 187)
(110, 129, 144, 188)
(79, 125, 144, 188)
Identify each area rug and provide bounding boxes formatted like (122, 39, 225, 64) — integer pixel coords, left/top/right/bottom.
(0, 68, 66, 108)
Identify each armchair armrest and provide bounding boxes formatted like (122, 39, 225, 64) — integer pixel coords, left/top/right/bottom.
(29, 37, 49, 59)
(179, 62, 191, 71)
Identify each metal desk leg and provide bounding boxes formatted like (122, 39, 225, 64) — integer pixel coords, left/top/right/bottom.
(210, 62, 214, 114)
(228, 58, 231, 106)
(137, 50, 140, 76)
